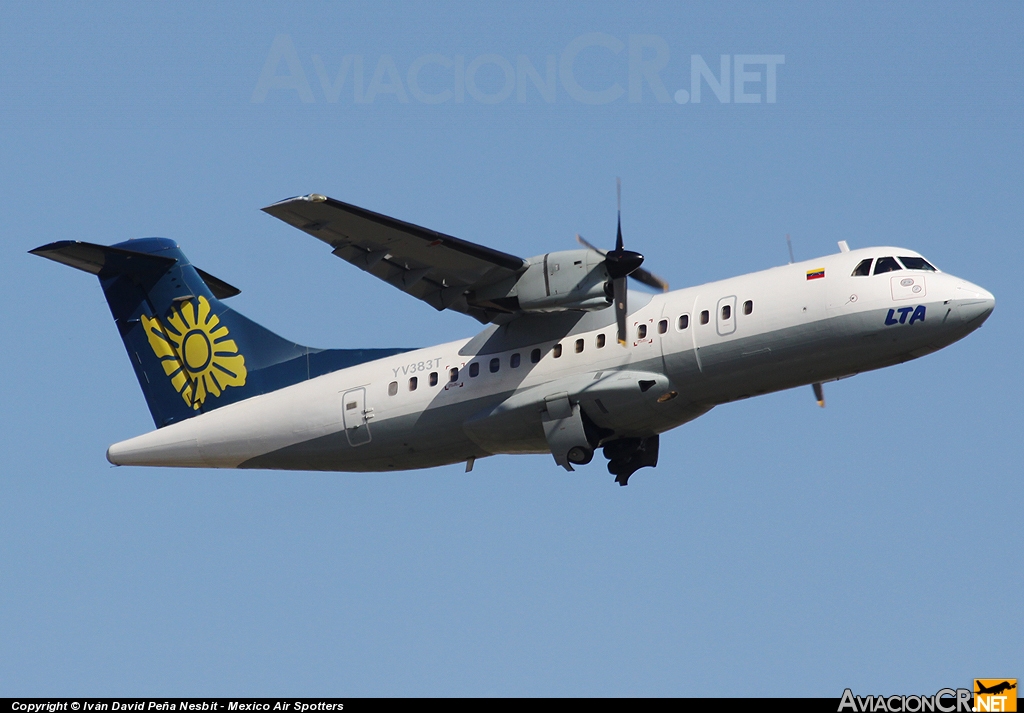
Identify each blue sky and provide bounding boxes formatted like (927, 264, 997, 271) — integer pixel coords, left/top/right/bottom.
(1, 1, 1021, 697)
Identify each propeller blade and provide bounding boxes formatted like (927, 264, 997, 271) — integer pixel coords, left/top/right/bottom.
(584, 179, 663, 333)
(607, 178, 641, 279)
(630, 267, 669, 292)
(614, 277, 627, 346)
(576, 233, 606, 255)
(812, 382, 825, 408)
(615, 177, 624, 253)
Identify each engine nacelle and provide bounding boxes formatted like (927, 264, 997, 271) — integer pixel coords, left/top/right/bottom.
(513, 249, 611, 313)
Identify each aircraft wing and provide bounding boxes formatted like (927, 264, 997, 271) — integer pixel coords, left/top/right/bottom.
(262, 194, 526, 323)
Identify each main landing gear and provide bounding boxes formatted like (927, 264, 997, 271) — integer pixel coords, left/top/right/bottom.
(541, 393, 659, 485)
(603, 435, 660, 486)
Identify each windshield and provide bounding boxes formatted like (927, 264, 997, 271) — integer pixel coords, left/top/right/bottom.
(873, 256, 902, 275)
(898, 256, 936, 271)
(851, 258, 872, 276)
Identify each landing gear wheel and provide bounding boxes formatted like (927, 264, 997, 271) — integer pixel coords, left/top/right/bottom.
(566, 445, 594, 465)
(603, 435, 660, 486)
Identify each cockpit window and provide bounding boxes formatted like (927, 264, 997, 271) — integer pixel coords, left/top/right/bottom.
(898, 256, 936, 271)
(873, 256, 902, 275)
(851, 258, 872, 276)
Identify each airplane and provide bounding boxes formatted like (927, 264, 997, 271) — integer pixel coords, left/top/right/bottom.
(976, 681, 1017, 696)
(31, 190, 995, 485)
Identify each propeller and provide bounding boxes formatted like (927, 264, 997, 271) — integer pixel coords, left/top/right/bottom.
(576, 179, 669, 346)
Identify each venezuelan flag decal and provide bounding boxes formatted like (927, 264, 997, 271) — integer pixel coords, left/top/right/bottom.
(806, 268, 825, 280)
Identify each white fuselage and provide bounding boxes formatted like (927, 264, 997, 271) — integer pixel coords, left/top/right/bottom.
(106, 246, 994, 472)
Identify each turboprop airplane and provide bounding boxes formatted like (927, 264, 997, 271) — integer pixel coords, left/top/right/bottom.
(31, 190, 995, 485)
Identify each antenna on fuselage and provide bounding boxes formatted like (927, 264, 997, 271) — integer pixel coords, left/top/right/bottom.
(786, 233, 795, 264)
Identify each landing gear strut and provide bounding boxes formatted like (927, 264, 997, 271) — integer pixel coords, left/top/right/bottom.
(542, 393, 595, 471)
(603, 435, 659, 486)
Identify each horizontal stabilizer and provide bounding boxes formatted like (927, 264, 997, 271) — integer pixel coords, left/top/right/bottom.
(193, 267, 241, 299)
(30, 240, 240, 299)
(30, 240, 174, 275)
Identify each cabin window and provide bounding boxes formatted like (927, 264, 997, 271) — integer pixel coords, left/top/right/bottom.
(700, 310, 709, 325)
(469, 362, 480, 377)
(429, 371, 438, 386)
(658, 319, 668, 334)
(596, 333, 606, 348)
(388, 381, 398, 396)
(346, 400, 357, 410)
(409, 376, 418, 391)
(852, 258, 872, 276)
(637, 324, 648, 339)
(678, 314, 689, 330)
(721, 305, 731, 320)
(743, 300, 753, 315)
(553, 343, 563, 358)
(510, 353, 521, 368)
(531, 348, 541, 363)
(575, 338, 584, 353)
(449, 367, 459, 382)
(489, 358, 500, 373)
(898, 256, 936, 271)
(873, 256, 902, 275)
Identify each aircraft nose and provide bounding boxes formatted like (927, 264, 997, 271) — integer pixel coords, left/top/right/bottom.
(954, 280, 995, 326)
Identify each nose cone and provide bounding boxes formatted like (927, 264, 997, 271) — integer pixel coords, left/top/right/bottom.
(605, 249, 645, 279)
(955, 280, 995, 326)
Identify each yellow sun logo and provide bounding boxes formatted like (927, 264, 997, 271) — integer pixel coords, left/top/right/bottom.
(141, 296, 247, 410)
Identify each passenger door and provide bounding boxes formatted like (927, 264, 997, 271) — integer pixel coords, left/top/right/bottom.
(341, 387, 372, 446)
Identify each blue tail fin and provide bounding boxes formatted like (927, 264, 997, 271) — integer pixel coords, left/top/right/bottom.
(31, 238, 409, 428)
